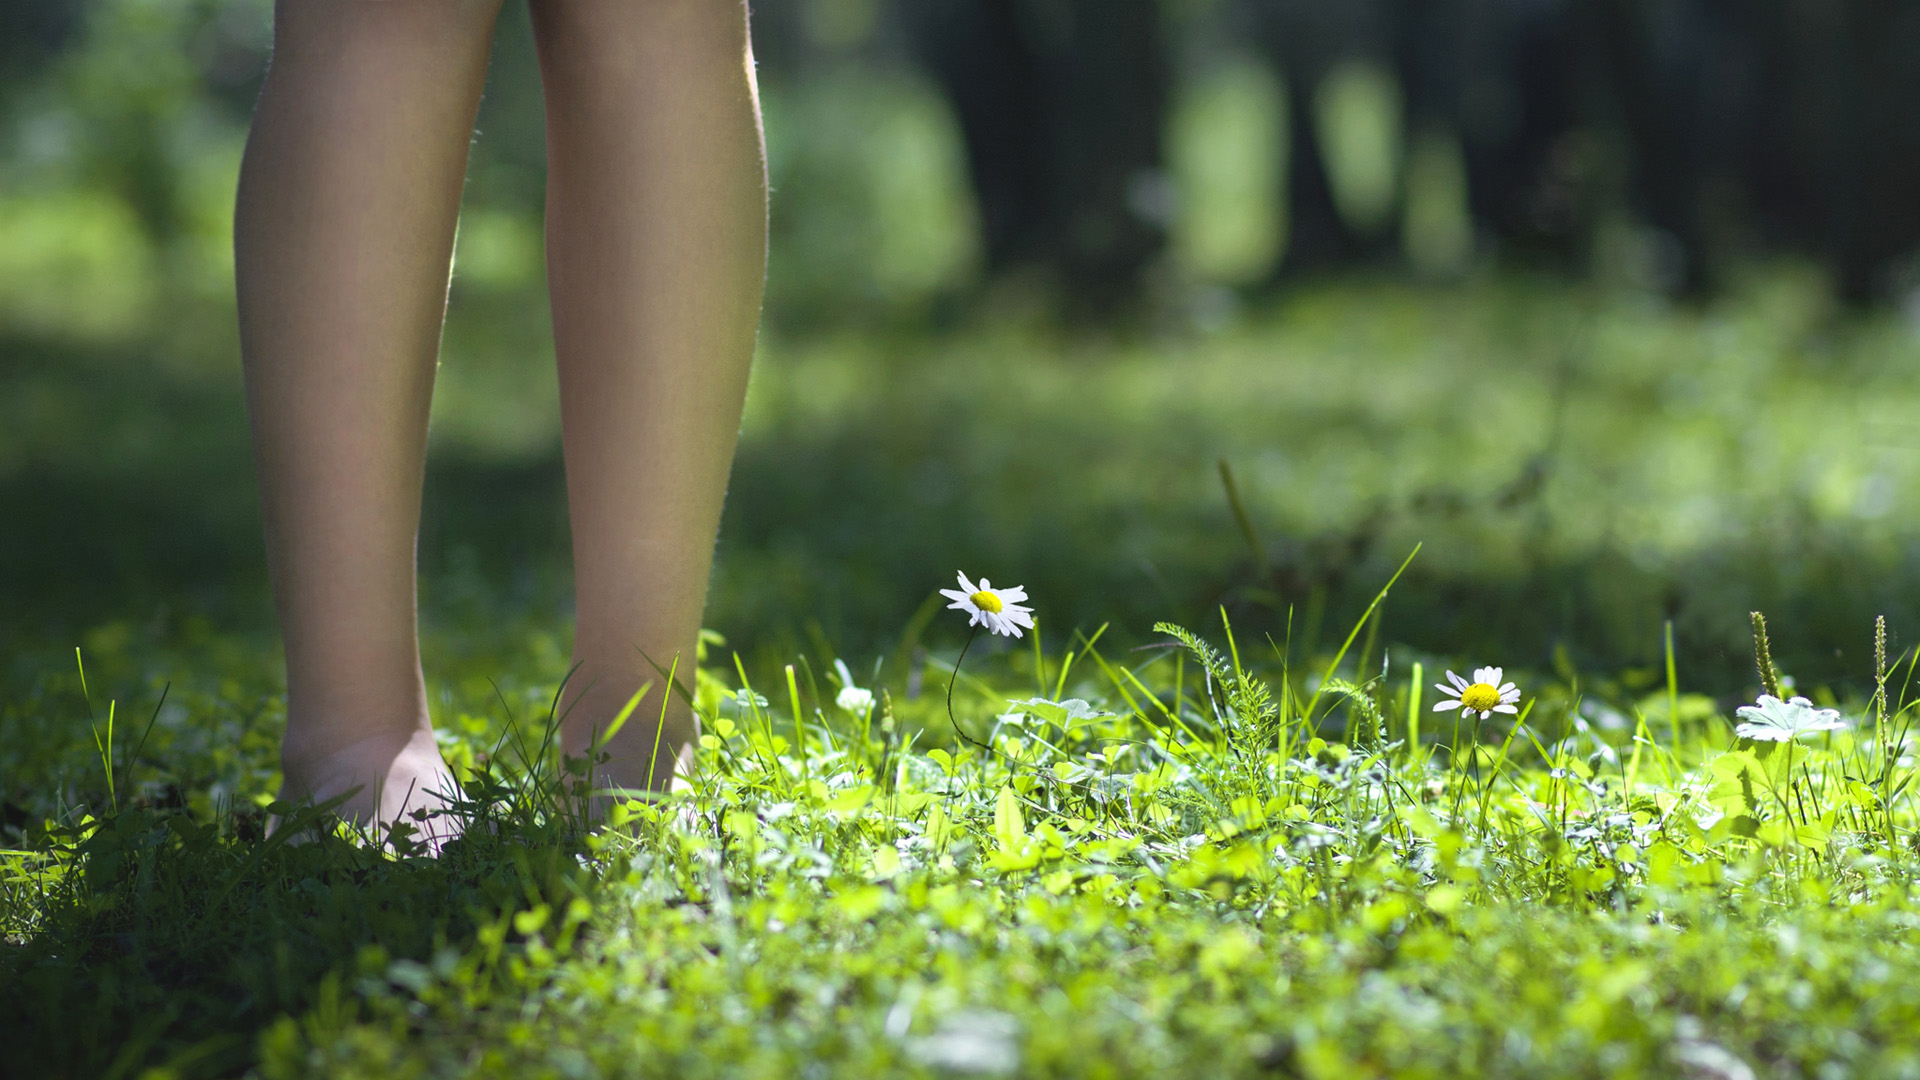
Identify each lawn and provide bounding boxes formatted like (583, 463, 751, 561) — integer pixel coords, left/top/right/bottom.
(7, 271, 1920, 1076)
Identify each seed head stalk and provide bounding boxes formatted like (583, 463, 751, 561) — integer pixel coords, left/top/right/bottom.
(1875, 615, 1890, 760)
(1751, 611, 1781, 700)
(1874, 615, 1894, 843)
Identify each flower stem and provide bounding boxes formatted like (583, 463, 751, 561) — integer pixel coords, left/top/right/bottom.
(946, 626, 991, 752)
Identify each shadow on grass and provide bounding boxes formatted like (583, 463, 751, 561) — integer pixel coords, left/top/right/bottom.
(1, 801, 596, 1078)
(6, 298, 1919, 709)
(4, 385, 1915, 706)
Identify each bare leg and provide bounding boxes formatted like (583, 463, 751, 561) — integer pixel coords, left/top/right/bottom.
(530, 0, 767, 800)
(237, 0, 504, 841)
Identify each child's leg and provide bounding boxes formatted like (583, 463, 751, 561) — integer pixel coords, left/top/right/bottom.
(236, 0, 504, 834)
(529, 0, 767, 797)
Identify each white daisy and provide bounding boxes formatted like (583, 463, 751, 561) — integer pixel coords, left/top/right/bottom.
(1433, 666, 1521, 720)
(939, 571, 1035, 638)
(1734, 694, 1847, 743)
(836, 685, 874, 716)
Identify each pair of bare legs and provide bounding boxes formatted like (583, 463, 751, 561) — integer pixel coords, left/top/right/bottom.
(236, 0, 766, 840)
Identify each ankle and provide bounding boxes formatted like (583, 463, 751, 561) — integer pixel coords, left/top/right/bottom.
(279, 724, 436, 793)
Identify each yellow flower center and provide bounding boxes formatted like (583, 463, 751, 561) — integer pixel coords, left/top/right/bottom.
(970, 589, 1003, 614)
(1460, 683, 1501, 712)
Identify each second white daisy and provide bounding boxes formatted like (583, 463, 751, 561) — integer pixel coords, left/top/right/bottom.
(1434, 666, 1521, 720)
(939, 571, 1035, 638)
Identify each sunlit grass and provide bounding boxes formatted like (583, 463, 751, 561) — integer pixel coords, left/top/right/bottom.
(7, 584, 1920, 1077)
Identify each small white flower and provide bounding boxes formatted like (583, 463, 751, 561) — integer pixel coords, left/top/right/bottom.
(939, 572, 1035, 638)
(836, 685, 874, 715)
(1433, 666, 1521, 720)
(1734, 694, 1846, 743)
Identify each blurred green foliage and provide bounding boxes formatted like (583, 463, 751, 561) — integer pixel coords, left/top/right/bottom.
(1, 0, 1918, 700)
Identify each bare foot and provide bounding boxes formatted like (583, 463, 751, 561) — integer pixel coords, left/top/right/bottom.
(274, 727, 462, 853)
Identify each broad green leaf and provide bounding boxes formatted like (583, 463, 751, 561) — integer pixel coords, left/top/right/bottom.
(994, 786, 1026, 848)
(1005, 697, 1114, 727)
(924, 803, 954, 849)
(826, 784, 874, 816)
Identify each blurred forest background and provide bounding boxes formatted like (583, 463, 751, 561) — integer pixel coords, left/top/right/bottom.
(3, 0, 1920, 707)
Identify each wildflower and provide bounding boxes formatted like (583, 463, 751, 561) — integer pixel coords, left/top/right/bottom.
(1734, 694, 1846, 743)
(831, 659, 872, 716)
(940, 572, 1034, 638)
(836, 685, 874, 715)
(1433, 666, 1520, 720)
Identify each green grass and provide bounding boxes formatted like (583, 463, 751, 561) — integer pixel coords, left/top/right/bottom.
(9, 267, 1920, 1076)
(7, 591, 1920, 1078)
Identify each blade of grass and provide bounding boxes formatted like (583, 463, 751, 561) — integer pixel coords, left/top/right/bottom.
(1032, 615, 1046, 698)
(1407, 661, 1423, 764)
(1665, 620, 1681, 756)
(1304, 544, 1420, 724)
(787, 663, 807, 780)
(1218, 457, 1272, 579)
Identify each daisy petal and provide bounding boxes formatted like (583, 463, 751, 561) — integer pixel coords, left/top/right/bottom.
(1433, 699, 1464, 712)
(1494, 704, 1518, 714)
(1435, 682, 1462, 698)
(1447, 671, 1470, 691)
